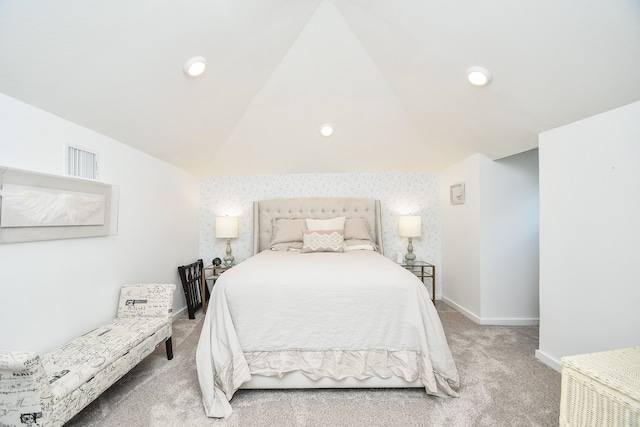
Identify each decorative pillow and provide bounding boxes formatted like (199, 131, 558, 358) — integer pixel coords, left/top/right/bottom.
(305, 216, 346, 231)
(344, 218, 374, 241)
(269, 218, 307, 249)
(344, 218, 378, 251)
(301, 229, 345, 253)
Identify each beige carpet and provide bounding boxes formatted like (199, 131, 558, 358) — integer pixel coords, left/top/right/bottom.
(66, 302, 561, 426)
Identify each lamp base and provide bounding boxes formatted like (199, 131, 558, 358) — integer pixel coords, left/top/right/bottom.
(224, 239, 235, 266)
(404, 237, 416, 265)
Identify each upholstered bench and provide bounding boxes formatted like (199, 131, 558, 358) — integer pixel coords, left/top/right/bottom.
(0, 283, 176, 427)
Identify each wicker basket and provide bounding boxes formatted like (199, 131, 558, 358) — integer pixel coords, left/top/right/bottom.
(560, 347, 640, 426)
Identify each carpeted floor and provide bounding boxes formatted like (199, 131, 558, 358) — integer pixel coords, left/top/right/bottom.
(66, 302, 561, 426)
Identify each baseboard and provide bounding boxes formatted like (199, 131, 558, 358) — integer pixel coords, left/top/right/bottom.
(535, 349, 562, 373)
(441, 297, 482, 323)
(172, 306, 188, 321)
(441, 297, 540, 326)
(480, 317, 539, 326)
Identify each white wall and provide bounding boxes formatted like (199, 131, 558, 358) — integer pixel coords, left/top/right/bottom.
(199, 172, 443, 296)
(440, 154, 482, 316)
(441, 150, 539, 325)
(481, 149, 540, 321)
(537, 100, 640, 371)
(0, 93, 200, 355)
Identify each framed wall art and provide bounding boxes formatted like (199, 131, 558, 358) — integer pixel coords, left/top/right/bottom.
(450, 183, 465, 205)
(0, 166, 119, 243)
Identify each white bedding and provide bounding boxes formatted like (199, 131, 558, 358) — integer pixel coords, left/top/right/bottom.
(196, 250, 460, 418)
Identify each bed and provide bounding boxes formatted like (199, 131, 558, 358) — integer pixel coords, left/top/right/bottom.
(196, 197, 459, 418)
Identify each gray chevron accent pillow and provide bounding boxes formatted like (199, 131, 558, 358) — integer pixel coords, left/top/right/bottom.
(301, 229, 344, 253)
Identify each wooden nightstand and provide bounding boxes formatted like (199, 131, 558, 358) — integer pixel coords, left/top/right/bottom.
(400, 261, 435, 304)
(202, 264, 232, 312)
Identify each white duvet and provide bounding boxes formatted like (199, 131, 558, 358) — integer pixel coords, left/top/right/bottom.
(196, 250, 460, 418)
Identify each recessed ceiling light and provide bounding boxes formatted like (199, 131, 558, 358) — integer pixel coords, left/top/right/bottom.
(320, 124, 334, 137)
(183, 56, 207, 77)
(467, 66, 492, 86)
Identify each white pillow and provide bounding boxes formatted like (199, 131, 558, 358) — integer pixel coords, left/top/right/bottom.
(305, 216, 346, 231)
(270, 242, 304, 251)
(344, 239, 376, 251)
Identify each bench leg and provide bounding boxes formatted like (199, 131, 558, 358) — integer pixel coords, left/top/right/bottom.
(165, 337, 173, 360)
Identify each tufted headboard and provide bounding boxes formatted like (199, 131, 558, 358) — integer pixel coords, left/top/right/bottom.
(253, 197, 383, 255)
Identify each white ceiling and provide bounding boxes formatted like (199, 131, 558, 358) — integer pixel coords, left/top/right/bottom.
(1, 0, 639, 179)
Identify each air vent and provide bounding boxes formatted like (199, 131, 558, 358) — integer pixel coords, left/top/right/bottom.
(67, 145, 98, 180)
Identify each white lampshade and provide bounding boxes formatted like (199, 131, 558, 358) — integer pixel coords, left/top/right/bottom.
(398, 215, 422, 238)
(215, 216, 238, 239)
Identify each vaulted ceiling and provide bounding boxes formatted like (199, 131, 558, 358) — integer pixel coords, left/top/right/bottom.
(1, 1, 639, 179)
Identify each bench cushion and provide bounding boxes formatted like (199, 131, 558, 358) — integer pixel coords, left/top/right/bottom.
(117, 284, 175, 319)
(43, 317, 167, 403)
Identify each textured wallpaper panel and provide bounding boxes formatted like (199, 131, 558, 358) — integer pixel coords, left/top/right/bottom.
(200, 172, 441, 288)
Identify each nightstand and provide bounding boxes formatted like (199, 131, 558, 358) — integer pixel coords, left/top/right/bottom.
(202, 264, 232, 312)
(400, 261, 435, 303)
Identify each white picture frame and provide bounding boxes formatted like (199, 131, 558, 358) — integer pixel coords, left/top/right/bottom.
(450, 183, 465, 205)
(0, 166, 119, 243)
